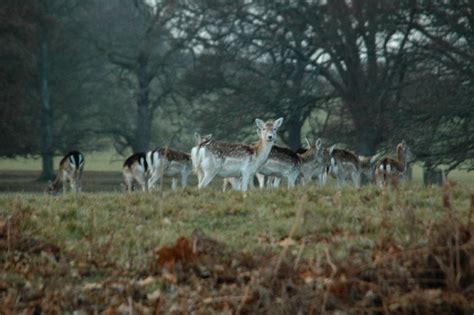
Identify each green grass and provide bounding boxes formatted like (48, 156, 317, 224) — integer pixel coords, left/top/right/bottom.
(1, 184, 473, 313)
(1, 184, 471, 269)
(0, 150, 124, 172)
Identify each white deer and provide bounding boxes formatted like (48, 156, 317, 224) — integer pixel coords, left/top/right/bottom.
(196, 118, 283, 192)
(375, 140, 415, 187)
(123, 153, 149, 192)
(48, 151, 85, 194)
(298, 138, 330, 186)
(147, 147, 192, 190)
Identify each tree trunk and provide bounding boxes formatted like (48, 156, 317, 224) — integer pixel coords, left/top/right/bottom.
(286, 116, 302, 151)
(38, 38, 55, 181)
(132, 66, 152, 153)
(351, 104, 380, 155)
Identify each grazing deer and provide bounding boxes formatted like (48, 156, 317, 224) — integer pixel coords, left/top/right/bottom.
(48, 151, 85, 194)
(196, 118, 283, 192)
(191, 133, 212, 185)
(329, 146, 362, 187)
(256, 145, 301, 188)
(123, 153, 148, 192)
(375, 140, 415, 187)
(147, 147, 192, 190)
(358, 153, 381, 184)
(297, 138, 330, 186)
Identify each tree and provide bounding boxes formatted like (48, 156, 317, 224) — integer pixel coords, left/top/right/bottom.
(303, 0, 417, 155)
(81, 0, 203, 153)
(0, 1, 40, 157)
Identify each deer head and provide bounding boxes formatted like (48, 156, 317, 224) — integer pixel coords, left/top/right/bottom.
(255, 117, 283, 143)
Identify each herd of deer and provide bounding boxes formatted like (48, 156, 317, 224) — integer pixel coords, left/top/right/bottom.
(48, 118, 415, 194)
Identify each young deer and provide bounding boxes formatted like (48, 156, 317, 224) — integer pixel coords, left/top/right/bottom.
(329, 146, 361, 187)
(191, 132, 212, 185)
(297, 138, 330, 186)
(196, 118, 283, 192)
(48, 151, 85, 194)
(256, 145, 301, 188)
(146, 147, 192, 190)
(123, 153, 148, 192)
(375, 140, 415, 187)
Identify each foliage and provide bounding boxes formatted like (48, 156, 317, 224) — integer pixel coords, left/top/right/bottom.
(0, 184, 473, 313)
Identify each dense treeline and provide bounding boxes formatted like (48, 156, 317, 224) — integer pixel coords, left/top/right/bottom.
(0, 0, 472, 179)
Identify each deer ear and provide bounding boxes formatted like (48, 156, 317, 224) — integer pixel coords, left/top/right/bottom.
(194, 132, 200, 141)
(273, 117, 283, 129)
(255, 118, 265, 129)
(204, 134, 212, 141)
(305, 137, 311, 148)
(315, 138, 322, 150)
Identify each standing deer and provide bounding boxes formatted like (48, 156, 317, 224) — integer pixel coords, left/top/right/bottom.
(146, 147, 192, 190)
(48, 151, 85, 194)
(329, 146, 362, 187)
(255, 145, 301, 188)
(123, 153, 148, 192)
(298, 138, 330, 186)
(196, 118, 283, 192)
(375, 140, 415, 187)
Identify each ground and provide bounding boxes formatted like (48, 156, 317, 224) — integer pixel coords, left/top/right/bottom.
(0, 156, 473, 313)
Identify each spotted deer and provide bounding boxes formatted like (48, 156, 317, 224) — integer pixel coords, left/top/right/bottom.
(375, 140, 415, 187)
(196, 118, 283, 192)
(254, 145, 301, 188)
(147, 147, 192, 190)
(48, 151, 85, 194)
(123, 153, 148, 192)
(297, 138, 330, 186)
(329, 146, 362, 187)
(191, 132, 212, 185)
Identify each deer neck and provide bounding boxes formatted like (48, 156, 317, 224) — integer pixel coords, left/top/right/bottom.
(254, 138, 274, 167)
(396, 146, 407, 170)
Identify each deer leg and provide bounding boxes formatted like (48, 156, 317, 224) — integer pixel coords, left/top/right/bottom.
(273, 177, 281, 188)
(171, 178, 178, 190)
(181, 171, 189, 188)
(148, 171, 161, 190)
(241, 172, 252, 192)
(199, 169, 217, 189)
(352, 171, 361, 188)
(256, 173, 265, 188)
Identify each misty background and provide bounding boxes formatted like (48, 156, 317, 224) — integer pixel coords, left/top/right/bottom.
(0, 0, 472, 181)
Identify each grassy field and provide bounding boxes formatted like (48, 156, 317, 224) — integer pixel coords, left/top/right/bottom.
(0, 183, 473, 313)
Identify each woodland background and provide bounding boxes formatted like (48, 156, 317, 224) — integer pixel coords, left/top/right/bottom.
(1, 0, 472, 180)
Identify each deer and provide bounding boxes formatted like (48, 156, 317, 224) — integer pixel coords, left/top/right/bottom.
(191, 132, 212, 185)
(297, 138, 330, 186)
(328, 146, 362, 188)
(123, 152, 149, 192)
(255, 145, 301, 188)
(375, 140, 415, 187)
(48, 151, 85, 194)
(146, 147, 192, 190)
(196, 117, 283, 192)
(358, 153, 381, 184)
